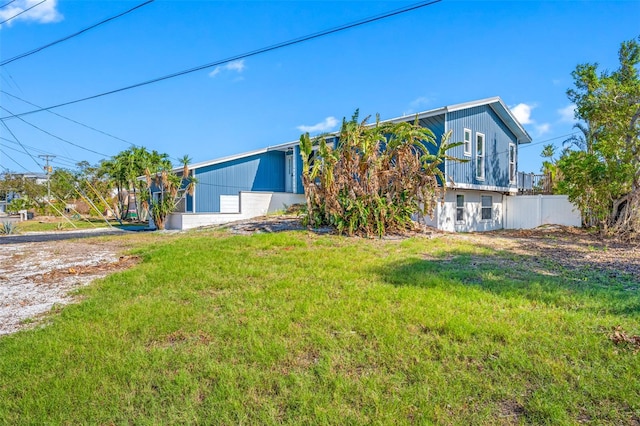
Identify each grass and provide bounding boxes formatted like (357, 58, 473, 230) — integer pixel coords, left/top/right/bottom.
(0, 230, 638, 424)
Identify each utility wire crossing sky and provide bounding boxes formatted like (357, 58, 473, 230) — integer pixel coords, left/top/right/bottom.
(0, 0, 638, 175)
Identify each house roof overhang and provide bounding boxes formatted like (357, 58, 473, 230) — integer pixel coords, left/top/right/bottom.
(384, 96, 532, 144)
(180, 96, 532, 173)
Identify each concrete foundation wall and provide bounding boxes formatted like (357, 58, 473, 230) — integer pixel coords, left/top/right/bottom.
(425, 190, 504, 232)
(165, 192, 305, 230)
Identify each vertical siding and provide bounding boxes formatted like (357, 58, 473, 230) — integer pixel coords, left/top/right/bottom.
(445, 105, 518, 189)
(294, 145, 304, 194)
(194, 151, 285, 212)
(418, 115, 446, 153)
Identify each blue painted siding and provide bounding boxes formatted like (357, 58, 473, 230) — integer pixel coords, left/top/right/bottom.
(445, 105, 518, 189)
(418, 115, 446, 153)
(194, 151, 285, 212)
(294, 145, 304, 194)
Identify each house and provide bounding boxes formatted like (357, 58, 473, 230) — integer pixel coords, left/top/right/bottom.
(164, 96, 544, 231)
(0, 172, 48, 215)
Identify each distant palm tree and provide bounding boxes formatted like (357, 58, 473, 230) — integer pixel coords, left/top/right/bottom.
(564, 121, 596, 154)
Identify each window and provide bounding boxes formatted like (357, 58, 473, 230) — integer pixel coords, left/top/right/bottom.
(509, 143, 516, 183)
(456, 194, 464, 222)
(476, 132, 485, 180)
(481, 195, 492, 220)
(463, 128, 472, 156)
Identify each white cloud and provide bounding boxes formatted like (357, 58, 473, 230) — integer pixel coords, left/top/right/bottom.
(510, 102, 552, 135)
(558, 104, 576, 123)
(410, 96, 432, 109)
(510, 103, 535, 125)
(535, 123, 551, 136)
(226, 60, 245, 72)
(403, 96, 434, 115)
(297, 116, 338, 133)
(0, 0, 62, 26)
(209, 60, 246, 78)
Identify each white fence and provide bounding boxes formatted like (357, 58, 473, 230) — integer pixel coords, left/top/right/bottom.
(503, 195, 581, 229)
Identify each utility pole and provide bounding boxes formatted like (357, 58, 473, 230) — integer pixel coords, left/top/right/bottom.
(38, 154, 55, 200)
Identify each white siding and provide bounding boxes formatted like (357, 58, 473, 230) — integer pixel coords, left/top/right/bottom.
(165, 192, 306, 230)
(423, 190, 503, 232)
(220, 195, 240, 213)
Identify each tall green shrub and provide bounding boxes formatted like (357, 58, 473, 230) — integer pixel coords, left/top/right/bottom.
(300, 111, 459, 236)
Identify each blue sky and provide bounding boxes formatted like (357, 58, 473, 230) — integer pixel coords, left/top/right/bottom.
(0, 0, 638, 175)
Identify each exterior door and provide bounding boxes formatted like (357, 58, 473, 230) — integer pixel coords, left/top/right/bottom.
(285, 152, 293, 193)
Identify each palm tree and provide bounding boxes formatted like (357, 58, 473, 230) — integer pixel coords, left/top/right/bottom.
(564, 121, 596, 154)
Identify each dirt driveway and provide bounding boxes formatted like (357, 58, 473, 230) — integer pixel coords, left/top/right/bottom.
(0, 229, 141, 336)
(1, 220, 638, 337)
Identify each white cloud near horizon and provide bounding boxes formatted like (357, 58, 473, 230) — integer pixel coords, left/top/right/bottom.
(510, 102, 552, 137)
(535, 123, 551, 135)
(510, 103, 535, 125)
(297, 116, 338, 133)
(403, 96, 434, 115)
(0, 0, 62, 26)
(558, 104, 576, 123)
(209, 60, 246, 78)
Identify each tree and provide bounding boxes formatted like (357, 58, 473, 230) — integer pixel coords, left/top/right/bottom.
(144, 156, 197, 230)
(0, 171, 45, 211)
(559, 36, 640, 237)
(99, 147, 170, 220)
(564, 122, 596, 154)
(299, 111, 460, 236)
(100, 148, 196, 229)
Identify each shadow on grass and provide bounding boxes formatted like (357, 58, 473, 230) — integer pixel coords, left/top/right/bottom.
(377, 248, 640, 317)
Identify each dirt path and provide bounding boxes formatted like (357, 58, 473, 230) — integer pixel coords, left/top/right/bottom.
(0, 232, 139, 336)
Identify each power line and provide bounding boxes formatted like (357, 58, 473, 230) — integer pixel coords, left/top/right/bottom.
(0, 120, 41, 168)
(0, 135, 79, 163)
(0, 0, 155, 66)
(0, 148, 29, 172)
(1, 91, 187, 165)
(2, 90, 140, 149)
(0, 0, 443, 120)
(0, 0, 17, 9)
(519, 132, 579, 149)
(0, 105, 110, 157)
(0, 0, 46, 25)
(0, 144, 79, 170)
(0, 68, 23, 94)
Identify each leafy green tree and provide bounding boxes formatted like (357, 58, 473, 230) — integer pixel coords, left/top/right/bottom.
(559, 36, 640, 237)
(50, 169, 77, 201)
(300, 111, 460, 236)
(99, 147, 170, 220)
(100, 148, 196, 229)
(144, 157, 197, 230)
(0, 171, 46, 211)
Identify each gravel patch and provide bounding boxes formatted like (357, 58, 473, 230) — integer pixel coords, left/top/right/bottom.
(0, 238, 137, 336)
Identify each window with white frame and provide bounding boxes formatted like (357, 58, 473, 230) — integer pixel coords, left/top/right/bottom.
(463, 128, 472, 156)
(476, 132, 485, 180)
(481, 195, 492, 220)
(456, 194, 464, 222)
(509, 143, 516, 183)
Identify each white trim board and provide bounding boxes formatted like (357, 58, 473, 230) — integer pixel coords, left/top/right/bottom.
(447, 182, 517, 194)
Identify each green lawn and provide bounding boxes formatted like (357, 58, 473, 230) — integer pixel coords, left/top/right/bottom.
(0, 231, 638, 424)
